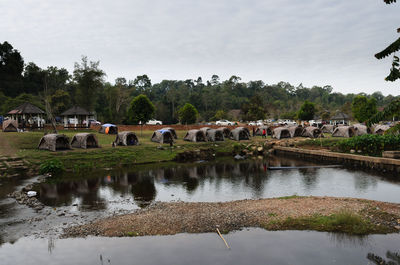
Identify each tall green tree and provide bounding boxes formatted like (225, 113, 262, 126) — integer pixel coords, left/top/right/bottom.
(0, 41, 24, 97)
(297, 100, 315, 121)
(128, 94, 155, 124)
(73, 56, 105, 111)
(179, 103, 198, 124)
(375, 0, 400, 81)
(351, 95, 377, 122)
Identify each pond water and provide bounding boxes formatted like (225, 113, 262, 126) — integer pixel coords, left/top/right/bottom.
(1, 155, 400, 263)
(36, 155, 400, 212)
(1, 229, 399, 265)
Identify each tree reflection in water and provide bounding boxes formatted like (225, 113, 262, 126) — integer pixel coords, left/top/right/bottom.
(131, 174, 156, 208)
(367, 251, 400, 264)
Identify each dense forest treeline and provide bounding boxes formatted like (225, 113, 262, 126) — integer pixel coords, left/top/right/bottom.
(0, 41, 398, 124)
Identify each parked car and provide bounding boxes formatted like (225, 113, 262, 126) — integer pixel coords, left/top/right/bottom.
(83, 119, 101, 126)
(216, 119, 233, 126)
(146, 119, 162, 125)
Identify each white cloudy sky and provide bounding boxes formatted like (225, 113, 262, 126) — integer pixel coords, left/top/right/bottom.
(1, 0, 399, 95)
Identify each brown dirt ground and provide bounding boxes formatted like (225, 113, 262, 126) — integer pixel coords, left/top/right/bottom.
(0, 133, 17, 156)
(64, 196, 400, 237)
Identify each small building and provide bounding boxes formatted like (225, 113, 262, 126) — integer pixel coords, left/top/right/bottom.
(7, 102, 45, 129)
(330, 112, 350, 125)
(60, 106, 93, 128)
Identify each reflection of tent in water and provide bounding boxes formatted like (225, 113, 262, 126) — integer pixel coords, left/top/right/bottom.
(161, 127, 178, 139)
(184, 129, 207, 142)
(115, 131, 139, 146)
(255, 126, 270, 136)
(216, 127, 231, 138)
(71, 133, 99, 149)
(272, 127, 290, 139)
(131, 176, 156, 208)
(38, 134, 71, 151)
(2, 120, 18, 132)
(205, 129, 224, 142)
(321, 124, 335, 133)
(151, 129, 174, 143)
(99, 123, 118, 134)
(373, 125, 390, 135)
(353, 124, 371, 136)
(332, 126, 356, 138)
(302, 126, 322, 138)
(229, 127, 250, 141)
(287, 126, 303, 137)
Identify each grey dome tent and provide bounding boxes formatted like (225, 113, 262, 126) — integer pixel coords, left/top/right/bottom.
(373, 125, 390, 135)
(161, 127, 177, 139)
(151, 130, 174, 144)
(184, 129, 207, 142)
(255, 126, 270, 136)
(229, 127, 250, 141)
(199, 127, 211, 134)
(321, 124, 335, 133)
(236, 127, 251, 138)
(99, 123, 118, 134)
(272, 127, 291, 139)
(302, 126, 322, 138)
(287, 126, 303, 138)
(115, 131, 139, 146)
(71, 133, 99, 149)
(38, 134, 71, 152)
(205, 129, 224, 142)
(216, 127, 230, 138)
(332, 126, 356, 138)
(353, 124, 371, 136)
(2, 120, 18, 132)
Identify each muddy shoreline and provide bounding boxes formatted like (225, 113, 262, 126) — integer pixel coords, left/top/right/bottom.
(64, 197, 400, 238)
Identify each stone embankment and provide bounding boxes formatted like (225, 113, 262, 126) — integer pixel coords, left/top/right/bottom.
(274, 146, 400, 174)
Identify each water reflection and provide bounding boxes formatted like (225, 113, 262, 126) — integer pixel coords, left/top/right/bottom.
(1, 229, 399, 265)
(36, 156, 400, 211)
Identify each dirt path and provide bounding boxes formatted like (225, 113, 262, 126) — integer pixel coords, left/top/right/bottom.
(64, 197, 400, 237)
(0, 133, 17, 157)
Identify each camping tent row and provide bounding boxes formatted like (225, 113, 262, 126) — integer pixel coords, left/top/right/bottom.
(38, 133, 100, 152)
(183, 128, 225, 142)
(38, 131, 141, 151)
(272, 126, 323, 139)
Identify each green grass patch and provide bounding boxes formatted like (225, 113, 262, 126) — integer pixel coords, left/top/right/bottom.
(277, 195, 303, 200)
(264, 211, 390, 235)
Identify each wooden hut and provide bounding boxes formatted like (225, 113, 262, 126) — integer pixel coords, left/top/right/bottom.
(61, 106, 93, 128)
(7, 102, 45, 129)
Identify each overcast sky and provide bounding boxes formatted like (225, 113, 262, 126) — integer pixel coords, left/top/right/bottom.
(1, 0, 399, 95)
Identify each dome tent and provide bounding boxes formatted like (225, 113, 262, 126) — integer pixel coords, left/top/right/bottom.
(184, 130, 207, 142)
(115, 131, 139, 146)
(71, 133, 99, 149)
(99, 124, 118, 134)
(161, 127, 178, 139)
(38, 134, 71, 152)
(2, 120, 18, 132)
(151, 130, 174, 144)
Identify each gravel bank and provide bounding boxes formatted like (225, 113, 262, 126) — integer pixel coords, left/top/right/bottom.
(64, 196, 400, 237)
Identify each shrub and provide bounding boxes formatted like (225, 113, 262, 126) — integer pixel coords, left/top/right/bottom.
(39, 159, 65, 175)
(337, 134, 400, 156)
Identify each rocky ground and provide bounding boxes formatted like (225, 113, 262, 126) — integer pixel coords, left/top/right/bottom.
(64, 196, 400, 238)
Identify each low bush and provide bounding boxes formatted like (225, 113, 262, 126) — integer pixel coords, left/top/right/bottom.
(39, 159, 65, 175)
(337, 134, 400, 156)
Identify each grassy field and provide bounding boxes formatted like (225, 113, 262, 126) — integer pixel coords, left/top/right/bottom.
(0, 129, 268, 172)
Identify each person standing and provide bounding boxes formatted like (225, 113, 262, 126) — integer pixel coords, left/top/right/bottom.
(262, 128, 266, 138)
